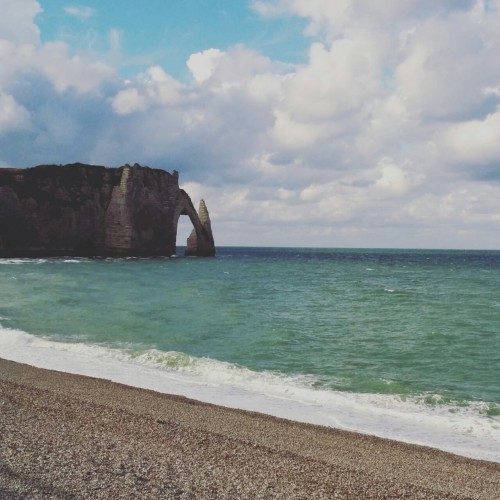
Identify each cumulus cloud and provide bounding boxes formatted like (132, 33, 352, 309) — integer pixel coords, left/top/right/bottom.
(35, 42, 115, 93)
(187, 48, 224, 84)
(111, 66, 184, 114)
(0, 0, 41, 45)
(394, 9, 500, 121)
(0, 92, 31, 133)
(373, 158, 417, 195)
(0, 2, 114, 95)
(440, 108, 500, 166)
(1, 0, 500, 247)
(111, 87, 148, 115)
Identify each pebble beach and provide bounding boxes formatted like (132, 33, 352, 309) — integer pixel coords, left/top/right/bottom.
(1, 358, 499, 499)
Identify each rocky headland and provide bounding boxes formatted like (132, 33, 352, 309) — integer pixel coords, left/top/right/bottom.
(0, 163, 215, 257)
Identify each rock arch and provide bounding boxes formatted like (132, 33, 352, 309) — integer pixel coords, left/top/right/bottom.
(175, 191, 215, 257)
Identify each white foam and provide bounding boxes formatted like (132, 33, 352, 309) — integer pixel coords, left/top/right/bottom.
(0, 258, 47, 265)
(1, 325, 499, 463)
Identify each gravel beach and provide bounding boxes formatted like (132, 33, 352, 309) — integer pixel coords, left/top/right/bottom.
(1, 358, 499, 499)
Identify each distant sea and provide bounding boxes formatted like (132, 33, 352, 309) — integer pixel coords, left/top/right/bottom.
(1, 247, 499, 462)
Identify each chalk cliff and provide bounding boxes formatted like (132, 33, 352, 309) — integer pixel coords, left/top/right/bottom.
(0, 163, 215, 257)
(185, 199, 214, 257)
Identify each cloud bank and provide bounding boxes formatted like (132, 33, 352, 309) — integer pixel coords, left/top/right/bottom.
(1, 0, 499, 248)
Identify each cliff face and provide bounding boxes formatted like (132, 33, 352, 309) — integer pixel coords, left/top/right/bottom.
(0, 163, 215, 257)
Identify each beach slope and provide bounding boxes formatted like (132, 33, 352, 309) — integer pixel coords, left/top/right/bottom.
(1, 358, 499, 499)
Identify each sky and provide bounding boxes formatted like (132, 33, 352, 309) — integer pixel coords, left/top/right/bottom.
(1, 0, 500, 249)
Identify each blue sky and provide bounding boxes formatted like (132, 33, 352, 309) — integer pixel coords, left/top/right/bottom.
(37, 0, 309, 79)
(1, 0, 500, 249)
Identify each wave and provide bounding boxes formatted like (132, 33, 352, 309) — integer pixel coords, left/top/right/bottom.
(0, 324, 499, 463)
(0, 258, 47, 265)
(0, 257, 93, 265)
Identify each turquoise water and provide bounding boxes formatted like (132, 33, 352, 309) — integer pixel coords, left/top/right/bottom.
(2, 247, 499, 411)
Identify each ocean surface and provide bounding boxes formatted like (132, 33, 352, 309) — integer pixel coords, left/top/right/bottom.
(1, 247, 499, 462)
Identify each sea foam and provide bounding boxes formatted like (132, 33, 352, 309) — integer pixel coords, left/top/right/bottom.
(0, 258, 47, 265)
(1, 324, 499, 463)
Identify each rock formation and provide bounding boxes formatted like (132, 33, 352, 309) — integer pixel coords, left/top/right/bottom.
(185, 199, 214, 257)
(0, 163, 215, 257)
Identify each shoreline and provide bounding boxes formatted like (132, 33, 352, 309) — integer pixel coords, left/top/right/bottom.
(1, 358, 499, 498)
(2, 325, 498, 465)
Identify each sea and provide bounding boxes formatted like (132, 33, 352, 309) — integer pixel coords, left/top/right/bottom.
(1, 247, 499, 463)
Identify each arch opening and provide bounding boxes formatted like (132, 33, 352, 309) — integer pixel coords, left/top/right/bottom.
(176, 215, 194, 253)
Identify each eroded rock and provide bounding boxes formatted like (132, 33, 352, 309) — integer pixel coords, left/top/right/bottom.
(0, 163, 215, 257)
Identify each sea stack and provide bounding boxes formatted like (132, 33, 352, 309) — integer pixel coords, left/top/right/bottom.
(185, 199, 215, 257)
(0, 163, 215, 257)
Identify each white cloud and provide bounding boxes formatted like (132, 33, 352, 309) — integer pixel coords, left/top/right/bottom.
(483, 85, 500, 97)
(440, 108, 500, 165)
(0, 92, 31, 133)
(0, 1, 114, 94)
(63, 6, 96, 21)
(108, 28, 122, 53)
(187, 48, 224, 84)
(112, 87, 147, 114)
(145, 66, 184, 104)
(34, 41, 115, 93)
(0, 0, 41, 45)
(251, 1, 284, 17)
(111, 66, 185, 114)
(272, 110, 325, 149)
(374, 158, 414, 195)
(186, 45, 278, 99)
(407, 184, 500, 224)
(247, 72, 286, 103)
(282, 37, 386, 123)
(394, 9, 500, 120)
